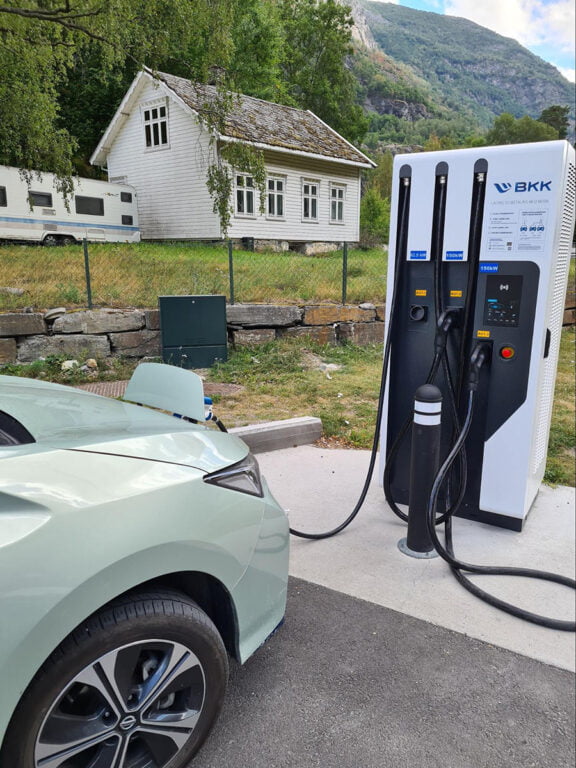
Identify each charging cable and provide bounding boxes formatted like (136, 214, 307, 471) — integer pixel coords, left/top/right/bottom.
(423, 344, 575, 631)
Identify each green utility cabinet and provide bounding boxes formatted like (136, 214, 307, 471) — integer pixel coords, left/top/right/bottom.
(159, 295, 228, 369)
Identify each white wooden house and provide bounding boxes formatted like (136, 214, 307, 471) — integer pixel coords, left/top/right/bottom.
(90, 70, 375, 243)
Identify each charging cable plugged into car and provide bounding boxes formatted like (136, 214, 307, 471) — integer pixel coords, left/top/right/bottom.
(290, 141, 576, 632)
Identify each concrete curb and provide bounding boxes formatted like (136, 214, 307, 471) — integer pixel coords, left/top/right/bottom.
(229, 416, 322, 454)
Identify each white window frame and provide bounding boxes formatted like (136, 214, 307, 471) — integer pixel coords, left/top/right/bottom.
(266, 175, 286, 220)
(235, 173, 256, 218)
(301, 178, 320, 223)
(141, 98, 169, 151)
(330, 183, 346, 224)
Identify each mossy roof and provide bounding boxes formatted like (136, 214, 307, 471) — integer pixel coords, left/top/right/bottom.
(157, 71, 374, 168)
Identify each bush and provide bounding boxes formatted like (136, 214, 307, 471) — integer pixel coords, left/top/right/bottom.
(360, 189, 390, 248)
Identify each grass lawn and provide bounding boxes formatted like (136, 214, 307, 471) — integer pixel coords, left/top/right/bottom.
(206, 330, 575, 487)
(2, 329, 574, 486)
(0, 241, 387, 309)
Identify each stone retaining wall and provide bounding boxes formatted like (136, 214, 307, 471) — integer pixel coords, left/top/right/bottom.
(2, 291, 574, 365)
(0, 304, 385, 364)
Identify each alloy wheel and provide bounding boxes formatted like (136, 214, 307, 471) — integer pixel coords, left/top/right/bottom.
(34, 639, 206, 768)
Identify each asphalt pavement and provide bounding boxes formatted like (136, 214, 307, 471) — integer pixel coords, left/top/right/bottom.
(193, 578, 575, 768)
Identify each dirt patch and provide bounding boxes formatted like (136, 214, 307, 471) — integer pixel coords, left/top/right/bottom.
(205, 382, 245, 397)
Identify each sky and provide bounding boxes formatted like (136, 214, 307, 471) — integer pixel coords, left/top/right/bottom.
(373, 0, 576, 82)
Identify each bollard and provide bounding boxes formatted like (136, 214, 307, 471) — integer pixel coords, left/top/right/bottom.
(398, 383, 442, 559)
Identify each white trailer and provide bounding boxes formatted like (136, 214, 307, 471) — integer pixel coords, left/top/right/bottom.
(0, 166, 140, 245)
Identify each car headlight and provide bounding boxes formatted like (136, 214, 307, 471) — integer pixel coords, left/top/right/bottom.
(203, 453, 264, 497)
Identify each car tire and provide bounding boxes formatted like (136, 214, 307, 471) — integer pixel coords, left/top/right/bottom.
(42, 234, 60, 246)
(1, 590, 229, 768)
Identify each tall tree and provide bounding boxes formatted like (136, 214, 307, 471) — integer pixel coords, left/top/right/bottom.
(485, 113, 558, 145)
(278, 0, 368, 143)
(538, 105, 570, 140)
(0, 0, 238, 181)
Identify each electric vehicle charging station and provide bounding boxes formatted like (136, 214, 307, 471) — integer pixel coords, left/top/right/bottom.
(381, 140, 575, 531)
(290, 140, 575, 631)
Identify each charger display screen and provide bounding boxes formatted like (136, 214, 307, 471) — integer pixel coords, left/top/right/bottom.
(483, 275, 523, 327)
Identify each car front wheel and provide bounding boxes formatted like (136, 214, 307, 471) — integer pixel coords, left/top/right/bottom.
(1, 591, 229, 768)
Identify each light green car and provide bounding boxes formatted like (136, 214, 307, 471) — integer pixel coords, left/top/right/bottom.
(0, 363, 289, 768)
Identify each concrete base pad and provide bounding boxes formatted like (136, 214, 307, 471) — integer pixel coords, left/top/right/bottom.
(258, 445, 576, 671)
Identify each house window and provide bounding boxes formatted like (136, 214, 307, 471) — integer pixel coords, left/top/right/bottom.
(267, 177, 285, 218)
(75, 196, 104, 216)
(143, 103, 168, 148)
(0, 187, 6, 207)
(120, 192, 133, 203)
(302, 179, 319, 221)
(330, 184, 345, 223)
(29, 191, 53, 207)
(235, 174, 255, 216)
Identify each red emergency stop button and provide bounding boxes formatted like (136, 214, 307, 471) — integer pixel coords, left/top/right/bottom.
(500, 346, 515, 360)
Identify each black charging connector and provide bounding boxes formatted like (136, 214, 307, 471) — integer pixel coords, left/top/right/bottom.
(466, 342, 492, 391)
(434, 308, 462, 353)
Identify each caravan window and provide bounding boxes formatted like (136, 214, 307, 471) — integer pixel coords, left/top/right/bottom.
(120, 192, 132, 203)
(0, 187, 6, 207)
(122, 215, 133, 225)
(29, 191, 53, 207)
(75, 196, 104, 216)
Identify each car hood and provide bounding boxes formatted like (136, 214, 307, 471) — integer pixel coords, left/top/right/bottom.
(0, 376, 247, 473)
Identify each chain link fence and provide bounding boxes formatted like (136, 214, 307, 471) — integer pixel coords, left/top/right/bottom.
(0, 240, 387, 311)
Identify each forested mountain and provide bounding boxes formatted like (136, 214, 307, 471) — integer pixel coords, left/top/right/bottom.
(355, 1, 574, 133)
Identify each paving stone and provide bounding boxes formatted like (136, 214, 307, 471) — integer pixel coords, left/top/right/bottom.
(227, 304, 302, 327)
(304, 305, 375, 325)
(17, 334, 110, 362)
(53, 309, 144, 334)
(0, 338, 17, 363)
(281, 325, 337, 344)
(232, 329, 276, 345)
(337, 321, 385, 345)
(109, 330, 161, 357)
(145, 309, 160, 330)
(0, 313, 46, 337)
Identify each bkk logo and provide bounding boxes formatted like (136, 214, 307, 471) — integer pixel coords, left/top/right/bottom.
(494, 181, 552, 194)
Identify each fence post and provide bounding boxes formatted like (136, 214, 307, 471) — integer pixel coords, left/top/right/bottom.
(83, 238, 93, 309)
(228, 239, 235, 305)
(342, 241, 348, 305)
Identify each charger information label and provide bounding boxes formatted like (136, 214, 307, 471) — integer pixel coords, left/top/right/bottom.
(409, 250, 427, 260)
(485, 198, 550, 255)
